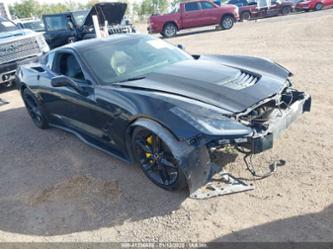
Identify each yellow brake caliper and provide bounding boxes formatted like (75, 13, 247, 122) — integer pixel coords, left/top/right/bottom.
(145, 135, 153, 159)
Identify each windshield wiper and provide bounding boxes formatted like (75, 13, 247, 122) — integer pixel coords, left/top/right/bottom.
(117, 76, 146, 83)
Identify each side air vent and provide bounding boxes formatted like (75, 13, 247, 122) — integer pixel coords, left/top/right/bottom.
(222, 71, 260, 90)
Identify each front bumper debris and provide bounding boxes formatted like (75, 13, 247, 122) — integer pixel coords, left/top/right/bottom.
(190, 91, 311, 199)
(249, 93, 311, 154)
(190, 168, 254, 199)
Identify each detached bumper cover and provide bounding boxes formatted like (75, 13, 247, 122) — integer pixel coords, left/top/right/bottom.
(251, 93, 311, 154)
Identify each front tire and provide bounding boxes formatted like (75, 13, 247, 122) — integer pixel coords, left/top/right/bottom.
(132, 127, 187, 191)
(22, 88, 48, 129)
(314, 2, 323, 10)
(240, 11, 251, 21)
(162, 23, 177, 38)
(221, 15, 235, 30)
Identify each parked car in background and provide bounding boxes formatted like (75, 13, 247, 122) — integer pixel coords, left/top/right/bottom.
(0, 17, 49, 88)
(148, 0, 239, 38)
(228, 0, 293, 21)
(16, 19, 45, 32)
(295, 0, 333, 11)
(42, 2, 135, 49)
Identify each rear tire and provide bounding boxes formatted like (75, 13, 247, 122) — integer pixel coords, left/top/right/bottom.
(22, 88, 48, 129)
(221, 15, 235, 30)
(281, 6, 291, 15)
(162, 23, 177, 38)
(132, 127, 187, 191)
(314, 2, 323, 10)
(240, 11, 251, 21)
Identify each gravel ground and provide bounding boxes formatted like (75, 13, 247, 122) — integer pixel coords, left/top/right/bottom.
(0, 9, 332, 242)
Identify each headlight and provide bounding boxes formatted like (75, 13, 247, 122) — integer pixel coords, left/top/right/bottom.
(170, 106, 253, 136)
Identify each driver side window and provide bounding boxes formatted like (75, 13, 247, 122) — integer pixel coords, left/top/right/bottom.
(54, 52, 85, 81)
(201, 1, 215, 9)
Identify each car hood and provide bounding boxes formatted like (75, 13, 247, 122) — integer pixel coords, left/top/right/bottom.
(83, 2, 127, 27)
(116, 59, 287, 113)
(0, 29, 37, 44)
(0, 29, 33, 40)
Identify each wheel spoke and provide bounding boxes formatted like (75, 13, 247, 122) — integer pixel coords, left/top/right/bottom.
(142, 163, 154, 172)
(136, 139, 152, 154)
(152, 134, 160, 154)
(158, 166, 169, 185)
(32, 107, 40, 115)
(25, 97, 35, 110)
(160, 158, 177, 169)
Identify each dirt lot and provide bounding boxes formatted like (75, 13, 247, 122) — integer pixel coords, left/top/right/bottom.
(0, 10, 333, 242)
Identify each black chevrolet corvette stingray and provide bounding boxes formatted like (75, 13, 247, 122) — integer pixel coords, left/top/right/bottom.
(16, 34, 311, 195)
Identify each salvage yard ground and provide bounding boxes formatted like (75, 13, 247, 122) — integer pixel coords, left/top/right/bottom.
(0, 9, 332, 242)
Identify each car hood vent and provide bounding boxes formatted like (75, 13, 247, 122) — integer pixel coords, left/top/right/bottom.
(219, 70, 259, 90)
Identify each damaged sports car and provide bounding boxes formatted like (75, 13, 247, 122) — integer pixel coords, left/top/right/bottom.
(16, 34, 311, 196)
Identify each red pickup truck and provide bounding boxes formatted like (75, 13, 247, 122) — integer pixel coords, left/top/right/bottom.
(148, 0, 239, 38)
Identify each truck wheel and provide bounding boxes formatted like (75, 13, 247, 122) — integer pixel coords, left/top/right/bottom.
(162, 23, 177, 38)
(314, 2, 323, 10)
(221, 16, 234, 30)
(240, 11, 251, 21)
(281, 6, 291, 15)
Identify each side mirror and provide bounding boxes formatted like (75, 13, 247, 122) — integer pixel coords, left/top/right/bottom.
(51, 75, 87, 95)
(177, 44, 185, 50)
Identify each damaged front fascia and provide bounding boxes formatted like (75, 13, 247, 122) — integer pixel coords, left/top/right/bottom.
(188, 83, 310, 155)
(234, 79, 291, 121)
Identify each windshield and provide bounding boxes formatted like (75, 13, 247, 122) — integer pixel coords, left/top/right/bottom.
(82, 35, 193, 84)
(72, 10, 89, 26)
(23, 20, 45, 32)
(0, 17, 18, 33)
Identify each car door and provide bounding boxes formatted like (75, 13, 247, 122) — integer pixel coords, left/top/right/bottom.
(40, 50, 103, 138)
(199, 1, 219, 25)
(43, 14, 77, 49)
(182, 2, 204, 28)
(38, 50, 128, 158)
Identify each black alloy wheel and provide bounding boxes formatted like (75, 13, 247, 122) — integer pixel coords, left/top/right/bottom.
(132, 128, 186, 191)
(22, 88, 48, 129)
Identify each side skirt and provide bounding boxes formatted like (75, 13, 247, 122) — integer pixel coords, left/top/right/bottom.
(49, 124, 131, 164)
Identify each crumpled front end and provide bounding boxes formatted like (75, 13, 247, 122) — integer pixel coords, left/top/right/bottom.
(185, 84, 311, 198)
(233, 87, 311, 154)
